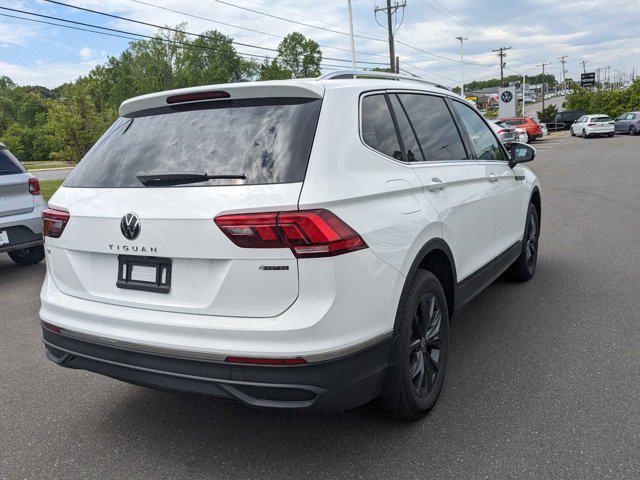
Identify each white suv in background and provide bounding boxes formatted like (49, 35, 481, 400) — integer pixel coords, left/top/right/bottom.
(571, 114, 615, 138)
(40, 71, 541, 420)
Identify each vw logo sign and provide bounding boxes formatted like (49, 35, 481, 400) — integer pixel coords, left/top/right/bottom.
(501, 91, 514, 103)
(120, 213, 141, 240)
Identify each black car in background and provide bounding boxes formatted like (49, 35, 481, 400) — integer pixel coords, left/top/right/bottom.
(553, 110, 587, 130)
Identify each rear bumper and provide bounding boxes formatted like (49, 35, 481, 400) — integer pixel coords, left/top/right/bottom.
(42, 327, 391, 412)
(0, 213, 43, 253)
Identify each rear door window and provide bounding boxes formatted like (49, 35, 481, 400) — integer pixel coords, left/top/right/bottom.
(452, 101, 506, 161)
(361, 94, 403, 161)
(0, 148, 24, 175)
(65, 97, 322, 188)
(387, 94, 423, 162)
(397, 94, 468, 161)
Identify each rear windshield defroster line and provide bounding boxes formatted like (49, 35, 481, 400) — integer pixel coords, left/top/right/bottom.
(64, 97, 323, 188)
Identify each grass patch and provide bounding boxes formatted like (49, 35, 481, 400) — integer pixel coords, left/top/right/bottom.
(40, 179, 64, 202)
(22, 161, 70, 170)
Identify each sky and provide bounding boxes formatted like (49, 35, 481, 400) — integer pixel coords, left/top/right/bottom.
(0, 0, 639, 89)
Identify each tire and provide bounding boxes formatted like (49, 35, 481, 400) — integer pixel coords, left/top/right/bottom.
(523, 132, 529, 143)
(383, 270, 449, 421)
(506, 203, 539, 282)
(8, 245, 45, 266)
(582, 129, 588, 139)
(608, 133, 614, 137)
(629, 126, 636, 136)
(570, 128, 575, 137)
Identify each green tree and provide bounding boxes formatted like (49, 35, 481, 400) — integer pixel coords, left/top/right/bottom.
(274, 32, 322, 78)
(260, 58, 292, 80)
(537, 105, 558, 123)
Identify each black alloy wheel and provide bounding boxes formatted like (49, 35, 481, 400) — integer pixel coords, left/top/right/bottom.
(408, 293, 444, 397)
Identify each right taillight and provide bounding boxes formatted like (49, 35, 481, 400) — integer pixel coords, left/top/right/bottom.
(215, 209, 367, 258)
(42, 209, 70, 238)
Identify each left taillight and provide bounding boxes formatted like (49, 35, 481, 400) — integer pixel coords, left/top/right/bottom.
(214, 209, 368, 258)
(42, 209, 70, 238)
(28, 178, 40, 195)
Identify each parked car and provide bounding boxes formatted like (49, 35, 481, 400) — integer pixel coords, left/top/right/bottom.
(614, 112, 640, 135)
(39, 71, 541, 419)
(497, 117, 544, 142)
(554, 110, 586, 130)
(0, 143, 46, 265)
(570, 114, 615, 138)
(490, 120, 517, 146)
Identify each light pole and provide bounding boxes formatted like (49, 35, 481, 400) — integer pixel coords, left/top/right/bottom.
(521, 66, 533, 116)
(347, 0, 356, 75)
(455, 36, 468, 96)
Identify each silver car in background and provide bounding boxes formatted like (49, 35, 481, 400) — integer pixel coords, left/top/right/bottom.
(0, 143, 46, 265)
(614, 112, 640, 135)
(490, 120, 517, 146)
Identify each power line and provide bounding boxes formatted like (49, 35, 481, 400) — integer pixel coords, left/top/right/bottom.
(493, 46, 512, 86)
(374, 1, 407, 72)
(41, 0, 387, 66)
(0, 9, 369, 72)
(207, 0, 475, 65)
(126, 0, 385, 61)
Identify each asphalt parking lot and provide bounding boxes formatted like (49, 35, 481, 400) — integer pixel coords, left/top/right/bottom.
(2, 132, 640, 479)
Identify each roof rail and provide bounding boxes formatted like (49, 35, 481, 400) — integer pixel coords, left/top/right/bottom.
(317, 70, 451, 91)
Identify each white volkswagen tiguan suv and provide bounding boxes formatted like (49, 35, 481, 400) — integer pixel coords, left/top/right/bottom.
(40, 71, 541, 419)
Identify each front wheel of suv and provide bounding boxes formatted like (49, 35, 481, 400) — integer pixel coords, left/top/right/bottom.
(506, 203, 539, 282)
(8, 245, 45, 266)
(384, 270, 449, 421)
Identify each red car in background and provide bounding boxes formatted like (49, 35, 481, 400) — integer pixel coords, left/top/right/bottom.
(497, 117, 544, 142)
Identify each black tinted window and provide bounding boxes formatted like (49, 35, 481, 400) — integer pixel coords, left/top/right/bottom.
(398, 94, 467, 161)
(388, 95, 423, 162)
(65, 97, 322, 188)
(0, 148, 24, 175)
(361, 94, 402, 161)
(453, 102, 506, 161)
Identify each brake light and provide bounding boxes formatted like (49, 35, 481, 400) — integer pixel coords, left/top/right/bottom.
(497, 129, 508, 134)
(166, 90, 230, 104)
(28, 177, 40, 195)
(42, 208, 70, 238)
(225, 356, 307, 365)
(588, 123, 596, 127)
(214, 209, 368, 258)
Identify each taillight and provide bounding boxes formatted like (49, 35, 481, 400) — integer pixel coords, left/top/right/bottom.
(497, 129, 507, 134)
(588, 123, 596, 127)
(28, 177, 40, 195)
(214, 209, 368, 258)
(42, 209, 70, 238)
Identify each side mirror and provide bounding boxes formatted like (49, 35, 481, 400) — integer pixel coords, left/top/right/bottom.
(509, 142, 535, 168)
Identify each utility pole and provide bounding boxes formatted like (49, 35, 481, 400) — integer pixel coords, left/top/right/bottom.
(538, 62, 550, 111)
(581, 60, 588, 73)
(493, 46, 512, 86)
(557, 55, 568, 93)
(455, 36, 468, 96)
(374, 0, 406, 73)
(347, 0, 356, 74)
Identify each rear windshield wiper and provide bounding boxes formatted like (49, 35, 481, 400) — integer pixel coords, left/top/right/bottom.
(136, 172, 246, 187)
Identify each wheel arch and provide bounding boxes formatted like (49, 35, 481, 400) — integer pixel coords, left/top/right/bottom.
(530, 186, 541, 223)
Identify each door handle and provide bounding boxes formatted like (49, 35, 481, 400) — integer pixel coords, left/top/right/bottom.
(427, 177, 445, 192)
(488, 174, 499, 183)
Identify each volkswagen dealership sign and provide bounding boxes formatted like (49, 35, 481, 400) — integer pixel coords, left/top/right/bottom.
(499, 86, 517, 117)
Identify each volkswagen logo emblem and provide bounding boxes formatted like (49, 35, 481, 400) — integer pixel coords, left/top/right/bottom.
(501, 91, 513, 103)
(120, 213, 141, 240)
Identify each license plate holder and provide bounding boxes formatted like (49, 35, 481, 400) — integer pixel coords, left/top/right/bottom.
(0, 230, 8, 246)
(117, 255, 171, 294)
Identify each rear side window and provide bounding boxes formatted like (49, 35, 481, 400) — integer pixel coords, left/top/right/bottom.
(0, 148, 24, 175)
(387, 95, 423, 162)
(361, 94, 403, 161)
(452, 102, 506, 161)
(65, 97, 322, 188)
(398, 94, 468, 161)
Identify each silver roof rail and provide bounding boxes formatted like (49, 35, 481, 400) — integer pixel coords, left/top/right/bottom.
(317, 70, 451, 91)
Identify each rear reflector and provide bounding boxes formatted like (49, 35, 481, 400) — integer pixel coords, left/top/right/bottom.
(225, 356, 307, 365)
(28, 177, 40, 195)
(42, 321, 61, 334)
(166, 90, 230, 104)
(214, 209, 368, 258)
(42, 208, 70, 238)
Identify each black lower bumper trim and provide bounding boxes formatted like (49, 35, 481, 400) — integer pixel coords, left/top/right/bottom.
(43, 329, 392, 412)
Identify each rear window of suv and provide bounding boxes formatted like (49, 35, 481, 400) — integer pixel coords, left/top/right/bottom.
(0, 147, 24, 175)
(591, 116, 611, 122)
(64, 97, 322, 188)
